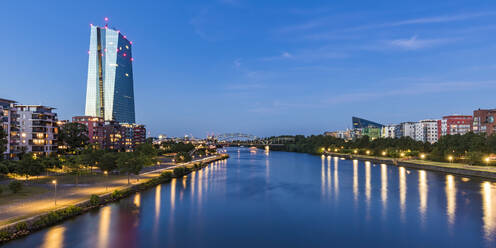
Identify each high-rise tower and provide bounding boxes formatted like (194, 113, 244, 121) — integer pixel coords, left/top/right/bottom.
(85, 21, 135, 123)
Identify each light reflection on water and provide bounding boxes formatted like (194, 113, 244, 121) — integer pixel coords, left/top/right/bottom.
(6, 151, 496, 248)
(399, 166, 407, 221)
(41, 226, 65, 248)
(419, 170, 428, 224)
(380, 164, 388, 214)
(482, 181, 496, 242)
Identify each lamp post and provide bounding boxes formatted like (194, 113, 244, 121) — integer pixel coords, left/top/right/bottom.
(485, 157, 490, 166)
(52, 180, 57, 206)
(448, 156, 453, 163)
(420, 154, 426, 159)
(104, 171, 108, 191)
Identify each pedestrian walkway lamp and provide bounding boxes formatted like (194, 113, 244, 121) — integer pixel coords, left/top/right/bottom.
(448, 156, 453, 163)
(104, 171, 108, 191)
(52, 180, 57, 206)
(485, 157, 490, 166)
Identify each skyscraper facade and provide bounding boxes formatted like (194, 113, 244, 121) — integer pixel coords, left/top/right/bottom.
(85, 24, 135, 124)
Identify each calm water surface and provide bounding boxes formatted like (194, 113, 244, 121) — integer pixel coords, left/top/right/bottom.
(5, 148, 496, 248)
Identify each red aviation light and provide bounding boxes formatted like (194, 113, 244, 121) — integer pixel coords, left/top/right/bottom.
(123, 53, 127, 57)
(129, 41, 133, 44)
(130, 58, 134, 61)
(104, 17, 109, 22)
(123, 35, 127, 39)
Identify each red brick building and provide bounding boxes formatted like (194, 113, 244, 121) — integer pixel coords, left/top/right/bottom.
(72, 116, 105, 148)
(437, 115, 473, 139)
(121, 123, 146, 152)
(473, 109, 496, 136)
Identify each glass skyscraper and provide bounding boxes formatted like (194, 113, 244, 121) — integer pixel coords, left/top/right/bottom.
(85, 24, 135, 124)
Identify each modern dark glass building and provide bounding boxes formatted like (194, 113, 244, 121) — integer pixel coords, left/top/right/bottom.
(352, 117, 383, 129)
(85, 24, 135, 123)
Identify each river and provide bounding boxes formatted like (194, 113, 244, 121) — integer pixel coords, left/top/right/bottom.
(4, 148, 496, 247)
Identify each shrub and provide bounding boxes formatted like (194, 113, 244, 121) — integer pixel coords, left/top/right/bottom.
(173, 167, 186, 177)
(15, 222, 27, 231)
(111, 190, 123, 200)
(160, 171, 173, 179)
(90, 194, 100, 206)
(0, 230, 9, 240)
(8, 181, 22, 193)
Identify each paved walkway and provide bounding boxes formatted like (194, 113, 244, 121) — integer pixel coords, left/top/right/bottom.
(0, 155, 222, 226)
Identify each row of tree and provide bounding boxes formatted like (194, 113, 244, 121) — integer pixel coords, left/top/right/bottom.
(270, 133, 496, 165)
(0, 143, 159, 184)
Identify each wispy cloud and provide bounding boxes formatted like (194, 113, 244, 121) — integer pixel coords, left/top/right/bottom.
(261, 48, 346, 62)
(261, 51, 294, 61)
(278, 11, 496, 35)
(324, 81, 496, 105)
(233, 58, 242, 69)
(387, 35, 456, 50)
(189, 9, 210, 40)
(226, 83, 266, 90)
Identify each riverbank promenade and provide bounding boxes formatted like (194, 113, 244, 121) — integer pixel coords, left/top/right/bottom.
(0, 155, 224, 227)
(326, 152, 496, 179)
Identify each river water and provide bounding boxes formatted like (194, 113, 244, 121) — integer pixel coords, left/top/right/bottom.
(4, 148, 496, 248)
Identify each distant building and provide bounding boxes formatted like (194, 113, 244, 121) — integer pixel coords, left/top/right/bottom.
(416, 120, 439, 144)
(72, 116, 105, 148)
(352, 117, 383, 140)
(17, 105, 58, 155)
(381, 125, 398, 138)
(324, 129, 354, 140)
(103, 121, 125, 151)
(121, 123, 146, 152)
(85, 24, 136, 124)
(473, 109, 496, 136)
(352, 117, 383, 129)
(0, 98, 19, 158)
(437, 115, 472, 138)
(398, 122, 417, 139)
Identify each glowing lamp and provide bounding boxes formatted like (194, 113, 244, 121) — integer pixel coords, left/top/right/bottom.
(123, 53, 127, 57)
(104, 17, 109, 22)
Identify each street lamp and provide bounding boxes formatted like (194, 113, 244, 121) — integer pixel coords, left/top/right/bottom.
(104, 171, 108, 191)
(485, 157, 490, 166)
(420, 154, 426, 159)
(354, 149, 358, 154)
(400, 152, 405, 157)
(382, 151, 386, 156)
(52, 180, 57, 206)
(448, 156, 453, 163)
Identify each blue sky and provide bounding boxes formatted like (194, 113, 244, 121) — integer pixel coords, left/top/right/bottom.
(0, 0, 495, 137)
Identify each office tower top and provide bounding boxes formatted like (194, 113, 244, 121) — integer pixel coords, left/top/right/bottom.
(85, 21, 135, 124)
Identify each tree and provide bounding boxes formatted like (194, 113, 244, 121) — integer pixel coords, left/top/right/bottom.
(117, 152, 144, 184)
(59, 123, 89, 153)
(0, 126, 7, 160)
(40, 155, 62, 176)
(79, 147, 104, 174)
(98, 152, 119, 173)
(135, 143, 158, 166)
(63, 155, 82, 185)
(15, 153, 43, 181)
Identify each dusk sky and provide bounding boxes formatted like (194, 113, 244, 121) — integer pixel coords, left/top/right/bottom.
(1, 0, 495, 137)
